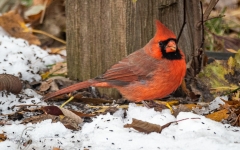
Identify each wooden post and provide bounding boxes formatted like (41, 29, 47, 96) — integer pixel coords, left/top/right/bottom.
(66, 0, 202, 99)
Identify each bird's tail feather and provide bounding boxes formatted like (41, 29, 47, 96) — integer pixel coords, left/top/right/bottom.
(42, 80, 94, 101)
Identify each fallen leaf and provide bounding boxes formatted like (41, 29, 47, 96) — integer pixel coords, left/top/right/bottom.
(124, 118, 170, 134)
(58, 107, 83, 124)
(226, 49, 238, 53)
(0, 11, 40, 45)
(205, 109, 229, 122)
(70, 110, 95, 117)
(39, 81, 51, 92)
(41, 71, 50, 80)
(21, 114, 80, 130)
(42, 106, 63, 116)
(173, 104, 192, 117)
(222, 99, 240, 108)
(0, 133, 7, 142)
(103, 106, 119, 115)
(59, 116, 80, 130)
(42, 106, 83, 124)
(226, 108, 240, 126)
(44, 76, 78, 93)
(24, 5, 45, 22)
(49, 62, 67, 76)
(124, 117, 202, 134)
(195, 50, 240, 101)
(21, 114, 59, 124)
(49, 46, 66, 55)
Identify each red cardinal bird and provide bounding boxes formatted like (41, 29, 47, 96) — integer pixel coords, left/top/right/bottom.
(43, 20, 186, 102)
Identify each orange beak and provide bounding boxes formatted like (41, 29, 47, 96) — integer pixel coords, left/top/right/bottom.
(165, 40, 177, 53)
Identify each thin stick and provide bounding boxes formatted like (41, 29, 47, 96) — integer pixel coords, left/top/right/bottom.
(13, 104, 45, 107)
(176, 0, 186, 43)
(203, 0, 219, 21)
(60, 96, 75, 108)
(31, 29, 66, 44)
(40, 0, 48, 24)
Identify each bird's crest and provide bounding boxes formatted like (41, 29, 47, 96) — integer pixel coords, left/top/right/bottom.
(154, 20, 176, 42)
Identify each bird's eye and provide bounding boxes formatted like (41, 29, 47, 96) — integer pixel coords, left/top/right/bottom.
(159, 42, 163, 47)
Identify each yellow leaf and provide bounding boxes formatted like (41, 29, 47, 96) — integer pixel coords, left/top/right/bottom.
(206, 109, 229, 122)
(41, 71, 50, 80)
(0, 11, 40, 45)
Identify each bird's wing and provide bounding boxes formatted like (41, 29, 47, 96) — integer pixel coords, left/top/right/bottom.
(96, 49, 159, 86)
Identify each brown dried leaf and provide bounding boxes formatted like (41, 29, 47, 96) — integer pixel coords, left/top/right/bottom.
(21, 114, 59, 124)
(205, 109, 229, 122)
(21, 114, 80, 130)
(24, 5, 45, 22)
(49, 62, 67, 76)
(58, 107, 83, 124)
(0, 11, 40, 45)
(0, 74, 22, 94)
(24, 0, 53, 22)
(45, 76, 78, 93)
(42, 106, 83, 124)
(49, 46, 66, 55)
(103, 107, 119, 115)
(173, 104, 192, 117)
(0, 133, 7, 142)
(70, 110, 95, 118)
(222, 99, 240, 108)
(124, 118, 171, 134)
(39, 81, 51, 92)
(42, 106, 63, 116)
(58, 116, 79, 130)
(226, 108, 240, 127)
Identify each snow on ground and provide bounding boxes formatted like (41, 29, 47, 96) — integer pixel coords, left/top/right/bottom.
(0, 28, 239, 150)
(0, 27, 63, 81)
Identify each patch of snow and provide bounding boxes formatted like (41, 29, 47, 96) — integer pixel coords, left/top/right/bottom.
(0, 33, 63, 82)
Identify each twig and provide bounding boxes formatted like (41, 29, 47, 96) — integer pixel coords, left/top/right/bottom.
(205, 14, 225, 22)
(175, 117, 201, 123)
(17, 126, 35, 150)
(203, 0, 219, 21)
(13, 104, 45, 108)
(60, 96, 75, 108)
(197, 14, 225, 28)
(40, 0, 48, 24)
(176, 0, 186, 44)
(199, 1, 205, 71)
(31, 29, 66, 44)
